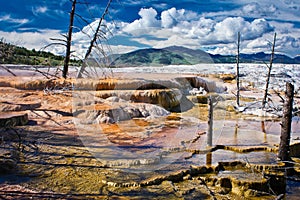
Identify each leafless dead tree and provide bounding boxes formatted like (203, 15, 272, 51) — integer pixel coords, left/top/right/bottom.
(262, 32, 277, 108)
(63, 0, 77, 79)
(77, 0, 113, 78)
(45, 0, 113, 79)
(45, 0, 78, 78)
(236, 32, 241, 107)
(278, 82, 294, 161)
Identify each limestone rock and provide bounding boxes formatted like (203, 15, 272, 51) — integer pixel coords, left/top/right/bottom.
(0, 101, 41, 112)
(96, 115, 114, 124)
(94, 88, 190, 111)
(218, 74, 236, 82)
(131, 89, 183, 110)
(105, 96, 126, 103)
(137, 103, 170, 118)
(178, 76, 226, 93)
(74, 78, 183, 91)
(76, 101, 170, 124)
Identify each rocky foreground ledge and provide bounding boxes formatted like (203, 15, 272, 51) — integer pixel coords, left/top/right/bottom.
(1, 75, 300, 199)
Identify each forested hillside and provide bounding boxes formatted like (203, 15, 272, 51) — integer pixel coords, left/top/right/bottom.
(0, 39, 80, 66)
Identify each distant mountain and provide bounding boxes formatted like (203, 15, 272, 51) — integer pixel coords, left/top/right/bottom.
(110, 48, 191, 67)
(110, 46, 215, 67)
(109, 46, 300, 67)
(162, 46, 214, 64)
(3, 41, 297, 67)
(239, 52, 296, 64)
(294, 56, 300, 63)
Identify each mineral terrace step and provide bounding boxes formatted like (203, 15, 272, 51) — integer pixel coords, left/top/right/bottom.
(0, 112, 28, 127)
(0, 101, 41, 112)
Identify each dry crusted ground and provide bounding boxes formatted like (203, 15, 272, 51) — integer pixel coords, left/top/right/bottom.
(0, 75, 299, 199)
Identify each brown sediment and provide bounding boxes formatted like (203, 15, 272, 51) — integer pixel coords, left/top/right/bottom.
(218, 145, 278, 153)
(184, 144, 278, 162)
(217, 73, 236, 82)
(1, 75, 300, 199)
(102, 160, 287, 198)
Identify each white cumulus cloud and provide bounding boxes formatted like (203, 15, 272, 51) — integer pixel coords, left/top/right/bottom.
(208, 17, 273, 44)
(99, 7, 278, 55)
(161, 7, 197, 28)
(3, 4, 299, 58)
(123, 7, 160, 34)
(0, 29, 61, 52)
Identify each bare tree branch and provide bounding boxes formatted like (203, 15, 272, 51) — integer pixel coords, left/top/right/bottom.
(42, 43, 67, 51)
(50, 38, 67, 43)
(273, 89, 285, 103)
(63, 0, 77, 79)
(77, 0, 113, 78)
(262, 32, 277, 108)
(236, 32, 241, 106)
(0, 65, 17, 76)
(262, 60, 270, 69)
(74, 13, 92, 28)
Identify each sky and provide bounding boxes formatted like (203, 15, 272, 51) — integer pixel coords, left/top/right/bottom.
(0, 0, 300, 58)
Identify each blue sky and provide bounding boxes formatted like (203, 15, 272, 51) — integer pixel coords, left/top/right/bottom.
(0, 0, 299, 58)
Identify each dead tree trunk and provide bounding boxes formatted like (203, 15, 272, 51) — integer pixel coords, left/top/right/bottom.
(236, 32, 240, 107)
(207, 96, 213, 147)
(278, 82, 294, 161)
(63, 0, 77, 79)
(262, 32, 277, 108)
(206, 152, 212, 166)
(77, 0, 112, 78)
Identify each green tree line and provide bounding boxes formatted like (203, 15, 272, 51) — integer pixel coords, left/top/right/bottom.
(0, 39, 80, 66)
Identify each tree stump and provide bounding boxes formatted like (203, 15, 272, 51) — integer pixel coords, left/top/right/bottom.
(278, 82, 294, 161)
